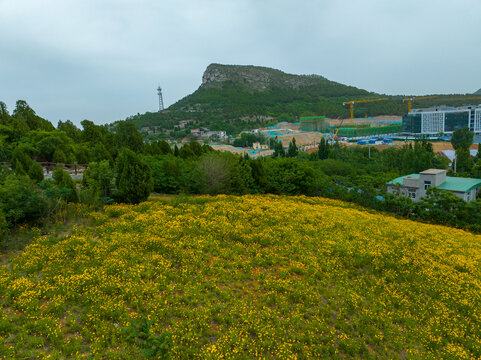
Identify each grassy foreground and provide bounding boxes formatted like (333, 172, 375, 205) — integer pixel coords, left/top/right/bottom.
(1, 195, 481, 359)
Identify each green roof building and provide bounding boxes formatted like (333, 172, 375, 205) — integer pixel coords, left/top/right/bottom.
(387, 169, 481, 202)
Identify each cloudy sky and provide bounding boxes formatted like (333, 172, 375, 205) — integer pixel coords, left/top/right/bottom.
(1, 0, 480, 126)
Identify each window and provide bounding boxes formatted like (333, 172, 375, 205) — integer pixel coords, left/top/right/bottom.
(475, 109, 481, 133)
(422, 112, 444, 134)
(408, 187, 417, 199)
(424, 180, 431, 190)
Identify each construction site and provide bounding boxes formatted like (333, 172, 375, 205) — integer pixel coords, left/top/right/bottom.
(206, 96, 481, 159)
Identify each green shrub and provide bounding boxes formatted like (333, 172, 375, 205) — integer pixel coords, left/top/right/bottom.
(0, 208, 7, 240)
(28, 161, 44, 183)
(52, 166, 78, 203)
(122, 318, 172, 359)
(197, 152, 253, 195)
(115, 148, 153, 204)
(0, 174, 47, 226)
(81, 160, 114, 205)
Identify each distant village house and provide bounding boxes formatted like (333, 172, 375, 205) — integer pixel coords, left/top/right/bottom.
(387, 169, 481, 202)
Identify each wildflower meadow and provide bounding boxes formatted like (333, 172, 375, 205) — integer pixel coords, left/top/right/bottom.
(1, 195, 480, 359)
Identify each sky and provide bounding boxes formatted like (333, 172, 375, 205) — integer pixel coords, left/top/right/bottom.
(1, 0, 480, 126)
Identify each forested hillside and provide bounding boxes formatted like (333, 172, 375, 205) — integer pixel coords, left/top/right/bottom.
(122, 64, 481, 139)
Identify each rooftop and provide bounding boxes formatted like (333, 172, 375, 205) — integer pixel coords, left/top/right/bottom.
(420, 169, 446, 175)
(388, 174, 481, 193)
(410, 105, 481, 114)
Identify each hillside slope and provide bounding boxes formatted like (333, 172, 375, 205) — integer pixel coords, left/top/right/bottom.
(125, 64, 405, 138)
(124, 64, 481, 139)
(168, 64, 387, 116)
(1, 195, 480, 358)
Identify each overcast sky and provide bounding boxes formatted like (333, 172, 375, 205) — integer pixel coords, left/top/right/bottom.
(1, 0, 480, 126)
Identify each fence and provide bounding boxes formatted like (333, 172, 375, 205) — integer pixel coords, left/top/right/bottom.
(0, 162, 89, 177)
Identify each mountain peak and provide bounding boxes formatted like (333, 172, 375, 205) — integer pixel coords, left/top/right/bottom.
(201, 63, 327, 91)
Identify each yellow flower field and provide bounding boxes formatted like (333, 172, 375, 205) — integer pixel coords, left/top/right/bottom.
(1, 195, 481, 359)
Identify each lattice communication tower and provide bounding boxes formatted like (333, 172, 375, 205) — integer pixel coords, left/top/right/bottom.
(157, 86, 164, 112)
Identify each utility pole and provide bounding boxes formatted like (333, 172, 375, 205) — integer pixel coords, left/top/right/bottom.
(157, 86, 164, 112)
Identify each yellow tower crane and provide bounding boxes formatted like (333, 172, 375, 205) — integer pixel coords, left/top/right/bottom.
(403, 96, 438, 112)
(342, 98, 390, 122)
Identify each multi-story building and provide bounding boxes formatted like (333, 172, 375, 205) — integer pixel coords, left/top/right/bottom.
(387, 169, 481, 202)
(402, 105, 481, 135)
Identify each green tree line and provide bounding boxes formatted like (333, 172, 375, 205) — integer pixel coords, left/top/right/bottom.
(2, 100, 481, 243)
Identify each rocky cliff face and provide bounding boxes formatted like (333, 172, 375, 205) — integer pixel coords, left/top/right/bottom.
(201, 63, 328, 91)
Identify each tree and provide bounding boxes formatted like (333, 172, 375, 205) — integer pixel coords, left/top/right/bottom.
(287, 138, 298, 157)
(52, 166, 78, 202)
(11, 144, 33, 175)
(264, 158, 315, 195)
(10, 144, 43, 182)
(455, 147, 472, 174)
(232, 133, 264, 148)
(179, 141, 204, 159)
(115, 121, 144, 153)
(143, 155, 187, 194)
(268, 138, 277, 150)
(472, 157, 481, 178)
(81, 120, 105, 144)
(158, 140, 173, 155)
(115, 148, 153, 204)
(90, 143, 113, 163)
(0, 208, 7, 240)
(58, 120, 82, 142)
(197, 152, 254, 195)
(81, 160, 114, 204)
(451, 127, 473, 151)
(12, 100, 54, 131)
(318, 138, 330, 160)
(450, 127, 474, 175)
(273, 141, 285, 157)
(74, 144, 91, 164)
(401, 141, 436, 174)
(0, 102, 9, 125)
(20, 130, 75, 162)
(52, 148, 67, 163)
(28, 161, 44, 183)
(146, 140, 172, 155)
(249, 158, 268, 193)
(0, 174, 47, 226)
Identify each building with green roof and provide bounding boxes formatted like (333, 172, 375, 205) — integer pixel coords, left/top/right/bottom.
(387, 169, 481, 202)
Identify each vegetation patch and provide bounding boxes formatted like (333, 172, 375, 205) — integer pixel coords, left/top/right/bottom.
(1, 195, 480, 358)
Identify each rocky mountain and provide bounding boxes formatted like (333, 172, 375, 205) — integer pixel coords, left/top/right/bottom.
(122, 64, 408, 140)
(200, 63, 347, 92)
(474, 88, 481, 95)
(169, 63, 380, 114)
(123, 64, 478, 139)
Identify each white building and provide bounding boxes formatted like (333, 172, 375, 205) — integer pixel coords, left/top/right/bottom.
(387, 169, 481, 202)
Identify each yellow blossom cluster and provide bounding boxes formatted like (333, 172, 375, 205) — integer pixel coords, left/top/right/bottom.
(0, 195, 480, 358)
